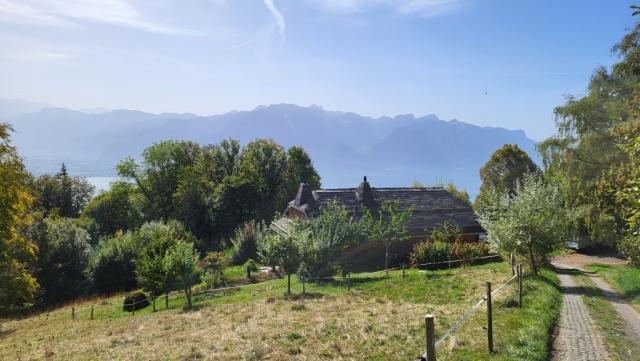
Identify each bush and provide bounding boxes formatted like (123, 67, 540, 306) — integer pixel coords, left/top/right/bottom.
(230, 221, 260, 265)
(245, 258, 259, 272)
(410, 241, 450, 266)
(123, 290, 149, 312)
(410, 240, 492, 267)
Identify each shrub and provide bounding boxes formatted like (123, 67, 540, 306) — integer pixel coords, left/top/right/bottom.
(123, 290, 149, 312)
(451, 241, 492, 260)
(230, 221, 260, 265)
(245, 259, 259, 272)
(409, 241, 450, 266)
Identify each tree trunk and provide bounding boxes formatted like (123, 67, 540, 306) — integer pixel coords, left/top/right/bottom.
(185, 287, 192, 309)
(385, 243, 390, 275)
(287, 274, 291, 295)
(528, 245, 538, 275)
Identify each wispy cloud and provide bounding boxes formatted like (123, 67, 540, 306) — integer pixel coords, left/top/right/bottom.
(308, 0, 465, 17)
(263, 0, 286, 43)
(0, 0, 196, 35)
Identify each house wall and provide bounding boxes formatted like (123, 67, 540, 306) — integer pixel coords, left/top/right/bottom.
(334, 232, 481, 272)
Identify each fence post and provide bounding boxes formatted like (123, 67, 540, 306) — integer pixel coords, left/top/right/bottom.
(402, 264, 406, 279)
(71, 307, 75, 320)
(165, 293, 169, 309)
(425, 314, 436, 361)
(152, 291, 156, 312)
(518, 264, 523, 308)
(90, 305, 94, 320)
(247, 266, 251, 279)
(347, 273, 351, 292)
(510, 253, 515, 275)
(486, 282, 493, 353)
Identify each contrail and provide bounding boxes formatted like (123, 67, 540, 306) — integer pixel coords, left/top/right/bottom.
(263, 0, 285, 43)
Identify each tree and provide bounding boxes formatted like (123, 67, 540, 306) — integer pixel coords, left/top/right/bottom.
(475, 144, 539, 213)
(256, 222, 301, 295)
(25, 216, 92, 304)
(282, 146, 321, 203)
(117, 140, 201, 222)
(240, 139, 288, 221)
(165, 241, 201, 309)
(29, 165, 95, 218)
(298, 200, 366, 276)
(87, 231, 144, 294)
(538, 18, 640, 247)
(435, 180, 471, 205)
(479, 173, 574, 275)
(81, 181, 143, 239)
(363, 201, 412, 274)
(0, 123, 38, 312)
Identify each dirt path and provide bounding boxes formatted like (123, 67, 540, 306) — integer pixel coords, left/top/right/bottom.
(554, 253, 640, 342)
(551, 262, 609, 361)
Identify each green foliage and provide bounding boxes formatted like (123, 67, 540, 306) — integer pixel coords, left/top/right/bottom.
(230, 220, 261, 265)
(245, 258, 258, 272)
(116, 138, 321, 251)
(81, 181, 143, 239)
(479, 173, 574, 274)
(475, 144, 539, 213)
(165, 241, 201, 309)
(0, 123, 38, 312)
(122, 290, 150, 312)
(538, 21, 640, 248)
(435, 181, 471, 205)
(25, 216, 92, 304)
(297, 200, 367, 276)
(363, 200, 412, 270)
(410, 241, 450, 265)
(88, 231, 144, 294)
(29, 164, 95, 218)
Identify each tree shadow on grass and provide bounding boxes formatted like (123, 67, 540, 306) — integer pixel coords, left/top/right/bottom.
(0, 328, 15, 340)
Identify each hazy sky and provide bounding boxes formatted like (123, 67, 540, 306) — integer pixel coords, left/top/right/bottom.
(0, 0, 635, 140)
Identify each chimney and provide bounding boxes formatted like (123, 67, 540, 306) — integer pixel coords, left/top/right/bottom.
(294, 183, 313, 206)
(357, 176, 375, 208)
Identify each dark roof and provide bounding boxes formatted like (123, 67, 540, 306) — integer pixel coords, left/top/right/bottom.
(285, 178, 484, 236)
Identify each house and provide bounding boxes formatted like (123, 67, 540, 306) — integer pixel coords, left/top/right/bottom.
(283, 177, 484, 270)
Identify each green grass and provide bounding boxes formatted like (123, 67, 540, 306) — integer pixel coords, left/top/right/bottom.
(0, 262, 561, 360)
(587, 264, 640, 310)
(437, 268, 562, 361)
(573, 272, 640, 361)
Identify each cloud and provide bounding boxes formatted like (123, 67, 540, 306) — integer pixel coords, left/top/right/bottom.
(0, 0, 196, 35)
(263, 0, 286, 43)
(307, 0, 465, 17)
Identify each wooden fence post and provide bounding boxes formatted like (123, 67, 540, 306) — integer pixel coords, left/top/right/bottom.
(402, 264, 406, 279)
(152, 291, 156, 312)
(90, 305, 94, 320)
(347, 273, 351, 292)
(518, 264, 523, 308)
(486, 282, 493, 353)
(165, 293, 169, 309)
(425, 314, 436, 361)
(510, 253, 515, 275)
(71, 307, 75, 320)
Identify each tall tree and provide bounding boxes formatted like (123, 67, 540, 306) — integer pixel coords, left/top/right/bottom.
(81, 181, 143, 239)
(475, 144, 539, 213)
(0, 124, 38, 312)
(29, 166, 94, 218)
(538, 17, 640, 247)
(117, 140, 201, 222)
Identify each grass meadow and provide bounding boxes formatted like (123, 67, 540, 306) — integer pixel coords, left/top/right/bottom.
(0, 261, 560, 361)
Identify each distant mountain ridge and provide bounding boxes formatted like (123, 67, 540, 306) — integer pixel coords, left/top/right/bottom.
(1, 98, 540, 196)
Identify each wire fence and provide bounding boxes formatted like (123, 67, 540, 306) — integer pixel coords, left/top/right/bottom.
(418, 263, 524, 361)
(59, 254, 506, 322)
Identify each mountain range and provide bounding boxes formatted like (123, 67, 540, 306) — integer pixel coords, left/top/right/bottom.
(1, 98, 540, 197)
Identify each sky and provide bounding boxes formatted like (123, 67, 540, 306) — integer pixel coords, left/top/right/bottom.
(0, 0, 635, 140)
